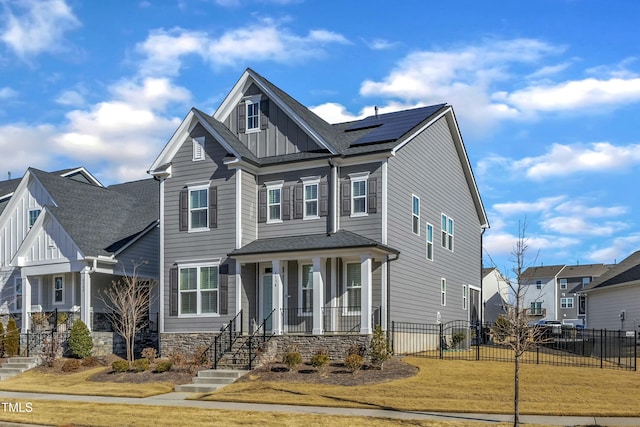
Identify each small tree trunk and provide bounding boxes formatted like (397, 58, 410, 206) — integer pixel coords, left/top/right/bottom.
(514, 353, 520, 427)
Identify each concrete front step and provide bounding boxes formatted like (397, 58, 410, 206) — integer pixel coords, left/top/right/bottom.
(0, 357, 40, 381)
(174, 369, 248, 393)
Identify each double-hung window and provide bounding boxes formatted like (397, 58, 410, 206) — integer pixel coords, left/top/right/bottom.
(462, 285, 467, 310)
(412, 195, 420, 235)
(54, 276, 64, 304)
(536, 280, 542, 290)
(28, 209, 41, 228)
(351, 179, 367, 215)
(303, 180, 319, 219)
(189, 186, 209, 230)
(266, 182, 283, 223)
(245, 95, 260, 132)
(441, 278, 446, 306)
(561, 297, 574, 309)
(530, 301, 542, 315)
(15, 278, 22, 311)
(179, 265, 219, 315)
(426, 223, 434, 261)
(441, 214, 454, 251)
(301, 264, 313, 315)
(559, 278, 567, 290)
(345, 263, 362, 314)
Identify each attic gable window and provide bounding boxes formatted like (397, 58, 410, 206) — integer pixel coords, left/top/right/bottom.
(28, 209, 41, 228)
(245, 95, 261, 132)
(192, 136, 205, 161)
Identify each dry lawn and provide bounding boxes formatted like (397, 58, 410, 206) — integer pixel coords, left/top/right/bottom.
(0, 399, 515, 427)
(204, 356, 640, 416)
(0, 367, 173, 397)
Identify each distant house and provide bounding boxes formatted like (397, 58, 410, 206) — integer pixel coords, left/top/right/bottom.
(148, 68, 489, 357)
(0, 168, 159, 334)
(481, 267, 509, 323)
(556, 263, 612, 326)
(521, 265, 566, 321)
(583, 251, 640, 331)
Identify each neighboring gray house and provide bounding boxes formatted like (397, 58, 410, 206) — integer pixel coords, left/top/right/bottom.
(557, 263, 612, 326)
(0, 167, 159, 333)
(149, 68, 489, 356)
(583, 251, 640, 331)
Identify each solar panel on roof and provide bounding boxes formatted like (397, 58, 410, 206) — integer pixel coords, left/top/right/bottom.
(348, 104, 446, 146)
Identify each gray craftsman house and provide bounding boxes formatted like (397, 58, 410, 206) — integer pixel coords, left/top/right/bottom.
(149, 68, 489, 356)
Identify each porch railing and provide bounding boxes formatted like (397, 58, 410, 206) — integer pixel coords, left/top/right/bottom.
(210, 309, 243, 369)
(280, 306, 381, 334)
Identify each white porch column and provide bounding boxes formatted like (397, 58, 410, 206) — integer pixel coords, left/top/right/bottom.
(80, 266, 92, 331)
(360, 254, 373, 335)
(312, 257, 325, 335)
(271, 260, 283, 335)
(329, 258, 337, 332)
(20, 275, 31, 333)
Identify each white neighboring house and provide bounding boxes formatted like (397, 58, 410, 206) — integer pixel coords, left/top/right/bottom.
(481, 267, 509, 323)
(582, 251, 640, 331)
(520, 265, 566, 322)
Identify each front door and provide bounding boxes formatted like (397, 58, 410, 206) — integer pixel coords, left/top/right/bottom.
(261, 272, 273, 331)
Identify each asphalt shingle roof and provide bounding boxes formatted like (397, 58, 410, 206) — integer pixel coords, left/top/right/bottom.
(584, 251, 640, 291)
(521, 265, 566, 279)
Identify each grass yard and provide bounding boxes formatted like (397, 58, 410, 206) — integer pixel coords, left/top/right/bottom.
(203, 356, 640, 417)
(0, 367, 173, 397)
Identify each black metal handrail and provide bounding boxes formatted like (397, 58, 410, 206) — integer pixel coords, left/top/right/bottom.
(229, 309, 275, 370)
(210, 309, 243, 369)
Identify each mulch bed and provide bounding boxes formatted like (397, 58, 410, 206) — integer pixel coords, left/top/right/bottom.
(236, 357, 418, 387)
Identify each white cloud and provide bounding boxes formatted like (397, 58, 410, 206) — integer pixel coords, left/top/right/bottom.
(363, 38, 398, 50)
(0, 86, 17, 99)
(55, 90, 84, 106)
(109, 77, 191, 111)
(483, 229, 579, 263)
(137, 21, 349, 76)
(0, 124, 58, 174)
(0, 0, 80, 58)
(492, 196, 566, 216)
(526, 62, 572, 79)
(542, 216, 627, 236)
(586, 233, 640, 264)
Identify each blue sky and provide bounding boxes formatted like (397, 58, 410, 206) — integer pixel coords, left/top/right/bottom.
(1, 0, 639, 271)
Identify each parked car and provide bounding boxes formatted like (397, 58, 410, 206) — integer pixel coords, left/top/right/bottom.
(536, 320, 563, 336)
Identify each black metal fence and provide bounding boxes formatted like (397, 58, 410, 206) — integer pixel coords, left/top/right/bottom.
(282, 306, 381, 334)
(391, 320, 637, 371)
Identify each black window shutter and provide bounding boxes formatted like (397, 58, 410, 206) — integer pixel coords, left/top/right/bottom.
(293, 184, 303, 219)
(179, 189, 189, 231)
(219, 264, 229, 315)
(367, 178, 377, 214)
(237, 102, 246, 134)
(319, 181, 328, 217)
(209, 186, 217, 228)
(341, 181, 351, 216)
(282, 186, 291, 220)
(260, 99, 269, 130)
(170, 266, 178, 316)
(258, 188, 267, 223)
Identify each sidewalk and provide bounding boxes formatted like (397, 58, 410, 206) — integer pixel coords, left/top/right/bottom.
(0, 390, 639, 426)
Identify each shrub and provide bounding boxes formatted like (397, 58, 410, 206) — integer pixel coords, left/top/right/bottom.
(133, 358, 150, 372)
(310, 349, 330, 369)
(347, 343, 366, 357)
(282, 351, 302, 372)
(42, 334, 61, 367)
(141, 347, 157, 364)
(344, 353, 364, 373)
(154, 358, 172, 373)
(112, 359, 129, 373)
(451, 332, 466, 349)
(369, 325, 391, 369)
(168, 351, 188, 371)
(5, 318, 19, 357)
(192, 345, 209, 367)
(61, 358, 82, 372)
(68, 320, 93, 358)
(82, 356, 101, 368)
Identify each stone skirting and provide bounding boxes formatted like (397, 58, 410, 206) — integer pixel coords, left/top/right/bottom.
(159, 332, 216, 357)
(92, 332, 159, 357)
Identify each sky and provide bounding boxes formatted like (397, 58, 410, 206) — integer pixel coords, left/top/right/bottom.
(1, 0, 639, 272)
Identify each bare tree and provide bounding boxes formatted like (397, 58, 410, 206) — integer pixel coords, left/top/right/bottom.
(100, 261, 156, 366)
(486, 220, 549, 427)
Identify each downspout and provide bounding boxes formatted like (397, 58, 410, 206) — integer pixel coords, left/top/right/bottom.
(328, 158, 338, 234)
(386, 252, 400, 348)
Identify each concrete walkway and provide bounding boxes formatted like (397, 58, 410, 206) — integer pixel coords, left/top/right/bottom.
(0, 390, 639, 426)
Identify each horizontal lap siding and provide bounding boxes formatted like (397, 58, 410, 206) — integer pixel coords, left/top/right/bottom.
(117, 227, 159, 279)
(163, 124, 238, 332)
(387, 117, 481, 324)
(339, 163, 382, 241)
(587, 286, 640, 330)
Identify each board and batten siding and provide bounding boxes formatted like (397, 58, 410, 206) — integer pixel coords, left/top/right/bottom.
(338, 163, 382, 242)
(241, 170, 257, 247)
(587, 285, 640, 330)
(387, 116, 482, 324)
(162, 124, 238, 332)
(22, 216, 80, 265)
(223, 84, 323, 159)
(256, 167, 330, 239)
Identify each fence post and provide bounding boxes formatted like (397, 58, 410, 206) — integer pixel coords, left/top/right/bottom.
(439, 323, 444, 360)
(26, 331, 29, 357)
(600, 329, 604, 369)
(391, 321, 395, 355)
(536, 346, 539, 365)
(475, 323, 480, 361)
(634, 332, 637, 372)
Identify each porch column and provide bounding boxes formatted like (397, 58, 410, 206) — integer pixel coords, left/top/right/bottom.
(20, 275, 31, 333)
(360, 254, 373, 335)
(312, 257, 324, 335)
(271, 260, 283, 335)
(80, 266, 92, 331)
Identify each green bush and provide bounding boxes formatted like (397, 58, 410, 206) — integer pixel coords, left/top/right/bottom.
(68, 320, 93, 358)
(344, 353, 364, 373)
(282, 351, 302, 371)
(81, 356, 101, 368)
(133, 358, 150, 372)
(112, 359, 129, 373)
(154, 359, 172, 373)
(61, 358, 82, 372)
(5, 317, 19, 357)
(141, 347, 157, 364)
(310, 350, 330, 369)
(369, 325, 391, 369)
(451, 332, 466, 348)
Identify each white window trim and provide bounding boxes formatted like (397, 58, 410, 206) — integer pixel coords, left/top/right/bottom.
(426, 222, 434, 261)
(559, 278, 567, 290)
(14, 277, 22, 312)
(266, 181, 283, 224)
(299, 263, 313, 316)
(561, 297, 574, 309)
(344, 260, 362, 315)
(536, 280, 542, 290)
(178, 262, 220, 317)
(245, 95, 261, 134)
(28, 208, 41, 228)
(441, 213, 454, 251)
(301, 177, 320, 220)
(441, 278, 446, 306)
(188, 184, 210, 232)
(462, 284, 467, 310)
(192, 136, 205, 161)
(349, 172, 369, 218)
(412, 195, 420, 235)
(53, 275, 64, 305)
